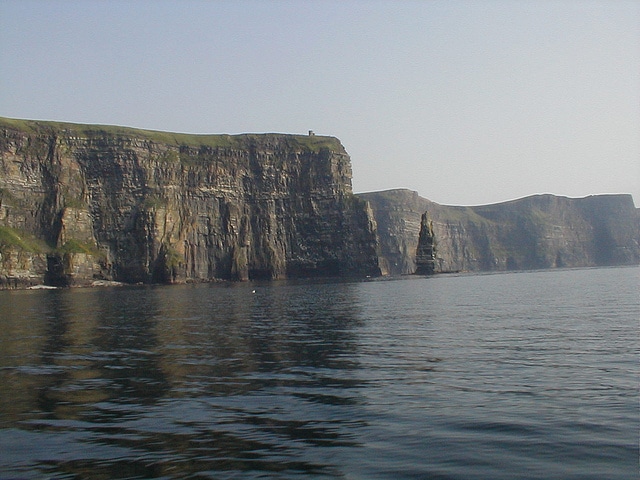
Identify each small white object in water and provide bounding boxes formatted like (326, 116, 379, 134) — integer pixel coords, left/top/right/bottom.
(252, 289, 256, 294)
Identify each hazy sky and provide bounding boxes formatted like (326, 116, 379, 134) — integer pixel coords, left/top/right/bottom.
(1, 0, 638, 206)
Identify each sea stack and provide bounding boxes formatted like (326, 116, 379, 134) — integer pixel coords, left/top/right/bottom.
(415, 211, 436, 275)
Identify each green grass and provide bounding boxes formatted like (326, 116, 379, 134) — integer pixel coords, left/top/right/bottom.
(56, 239, 99, 256)
(0, 226, 48, 253)
(0, 116, 341, 152)
(0, 225, 102, 259)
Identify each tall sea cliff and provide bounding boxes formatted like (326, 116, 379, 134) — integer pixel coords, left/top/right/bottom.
(2, 118, 637, 288)
(359, 189, 640, 275)
(0, 118, 381, 287)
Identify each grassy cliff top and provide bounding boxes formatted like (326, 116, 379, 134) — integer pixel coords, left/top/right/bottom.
(0, 117, 342, 152)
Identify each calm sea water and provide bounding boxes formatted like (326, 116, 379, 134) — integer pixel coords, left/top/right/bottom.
(0, 267, 637, 479)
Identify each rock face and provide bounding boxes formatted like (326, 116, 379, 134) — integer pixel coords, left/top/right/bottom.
(0, 117, 381, 288)
(414, 211, 436, 275)
(359, 189, 640, 275)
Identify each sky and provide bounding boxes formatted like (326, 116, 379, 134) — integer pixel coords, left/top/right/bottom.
(1, 0, 638, 206)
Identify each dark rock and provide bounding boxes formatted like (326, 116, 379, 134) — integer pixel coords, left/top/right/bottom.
(359, 189, 640, 275)
(415, 211, 436, 275)
(0, 117, 381, 287)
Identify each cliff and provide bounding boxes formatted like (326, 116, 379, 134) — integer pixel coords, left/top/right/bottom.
(358, 189, 640, 275)
(414, 212, 436, 275)
(0, 117, 381, 288)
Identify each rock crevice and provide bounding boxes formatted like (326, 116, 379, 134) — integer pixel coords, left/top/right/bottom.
(359, 189, 639, 275)
(0, 118, 381, 287)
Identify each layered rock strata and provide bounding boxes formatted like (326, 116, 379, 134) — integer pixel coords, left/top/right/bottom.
(415, 211, 436, 275)
(0, 118, 381, 288)
(359, 189, 640, 275)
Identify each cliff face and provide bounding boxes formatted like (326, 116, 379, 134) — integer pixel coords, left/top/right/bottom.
(359, 189, 640, 275)
(414, 212, 436, 275)
(3, 117, 636, 287)
(0, 118, 380, 287)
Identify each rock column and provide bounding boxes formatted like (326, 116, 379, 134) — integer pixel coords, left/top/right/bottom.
(415, 211, 436, 275)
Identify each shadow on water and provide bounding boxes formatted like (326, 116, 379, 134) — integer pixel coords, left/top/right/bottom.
(1, 269, 638, 479)
(24, 289, 171, 420)
(1, 281, 369, 479)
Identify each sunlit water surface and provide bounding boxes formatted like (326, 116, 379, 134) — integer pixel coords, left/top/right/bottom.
(0, 266, 638, 479)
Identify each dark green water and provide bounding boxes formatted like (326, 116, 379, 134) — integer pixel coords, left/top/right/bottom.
(0, 267, 638, 479)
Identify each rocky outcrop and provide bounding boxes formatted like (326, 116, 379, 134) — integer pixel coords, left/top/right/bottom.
(0, 117, 381, 288)
(3, 116, 636, 288)
(415, 211, 436, 275)
(359, 189, 640, 275)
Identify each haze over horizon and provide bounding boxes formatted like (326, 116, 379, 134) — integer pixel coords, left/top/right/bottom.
(1, 0, 638, 207)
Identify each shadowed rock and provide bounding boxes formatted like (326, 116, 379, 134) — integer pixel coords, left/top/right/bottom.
(0, 117, 381, 287)
(359, 189, 639, 275)
(415, 211, 436, 275)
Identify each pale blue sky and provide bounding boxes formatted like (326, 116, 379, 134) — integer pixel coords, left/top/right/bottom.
(1, 0, 638, 206)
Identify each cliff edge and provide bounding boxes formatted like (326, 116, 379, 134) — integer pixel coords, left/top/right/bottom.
(0, 117, 381, 288)
(359, 189, 640, 275)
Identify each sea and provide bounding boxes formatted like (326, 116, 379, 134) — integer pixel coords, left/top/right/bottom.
(0, 266, 637, 479)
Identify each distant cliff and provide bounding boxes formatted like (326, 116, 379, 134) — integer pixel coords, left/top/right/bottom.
(3, 117, 637, 288)
(0, 118, 381, 288)
(359, 189, 640, 275)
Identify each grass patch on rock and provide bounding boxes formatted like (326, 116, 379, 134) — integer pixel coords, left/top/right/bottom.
(0, 116, 342, 153)
(56, 239, 101, 257)
(0, 226, 48, 253)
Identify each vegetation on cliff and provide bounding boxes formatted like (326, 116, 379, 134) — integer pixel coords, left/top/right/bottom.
(1, 116, 637, 288)
(0, 226, 46, 253)
(0, 117, 340, 153)
(0, 117, 380, 288)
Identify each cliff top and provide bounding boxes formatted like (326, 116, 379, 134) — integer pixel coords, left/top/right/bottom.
(0, 116, 342, 153)
(359, 188, 636, 210)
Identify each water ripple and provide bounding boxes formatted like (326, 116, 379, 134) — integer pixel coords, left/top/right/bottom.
(0, 267, 638, 479)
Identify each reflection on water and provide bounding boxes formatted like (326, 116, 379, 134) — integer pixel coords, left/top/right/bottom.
(0, 268, 638, 479)
(1, 281, 369, 478)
